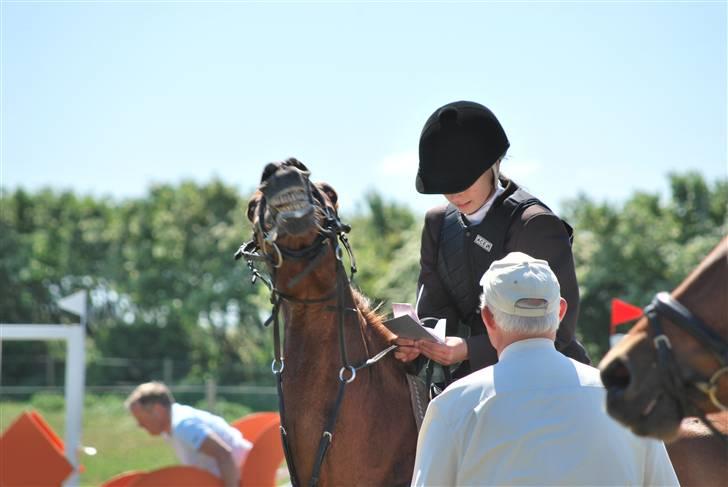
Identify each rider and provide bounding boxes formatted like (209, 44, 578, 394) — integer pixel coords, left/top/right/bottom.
(395, 100, 590, 385)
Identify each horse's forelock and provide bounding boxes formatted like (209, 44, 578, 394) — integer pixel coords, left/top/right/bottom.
(284, 157, 310, 173)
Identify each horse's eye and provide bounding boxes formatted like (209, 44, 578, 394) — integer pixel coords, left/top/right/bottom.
(247, 198, 260, 222)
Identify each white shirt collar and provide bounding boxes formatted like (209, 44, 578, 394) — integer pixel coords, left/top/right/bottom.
(464, 178, 505, 225)
(499, 337, 555, 361)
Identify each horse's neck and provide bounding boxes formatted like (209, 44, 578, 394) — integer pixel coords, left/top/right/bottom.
(282, 290, 373, 365)
(672, 238, 728, 334)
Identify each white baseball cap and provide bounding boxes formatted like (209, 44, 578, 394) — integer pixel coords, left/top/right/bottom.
(479, 252, 561, 317)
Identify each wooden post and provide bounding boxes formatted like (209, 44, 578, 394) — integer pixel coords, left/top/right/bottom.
(205, 378, 217, 413)
(163, 358, 173, 384)
(46, 355, 55, 386)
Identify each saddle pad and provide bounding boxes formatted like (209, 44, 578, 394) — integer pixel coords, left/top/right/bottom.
(406, 373, 429, 431)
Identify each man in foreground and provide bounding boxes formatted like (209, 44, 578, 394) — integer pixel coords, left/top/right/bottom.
(412, 252, 678, 486)
(125, 381, 251, 487)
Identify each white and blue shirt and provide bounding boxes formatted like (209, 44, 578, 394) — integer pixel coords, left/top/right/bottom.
(163, 403, 252, 477)
(412, 339, 679, 486)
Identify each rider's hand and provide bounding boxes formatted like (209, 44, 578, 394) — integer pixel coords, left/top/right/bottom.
(394, 337, 421, 362)
(416, 336, 468, 366)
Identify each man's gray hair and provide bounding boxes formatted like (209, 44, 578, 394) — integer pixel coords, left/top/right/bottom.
(480, 292, 559, 334)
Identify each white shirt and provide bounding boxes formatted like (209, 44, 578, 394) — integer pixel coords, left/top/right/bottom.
(412, 339, 679, 486)
(464, 178, 505, 225)
(164, 403, 252, 478)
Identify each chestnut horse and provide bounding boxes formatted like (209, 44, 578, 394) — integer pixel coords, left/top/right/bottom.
(239, 159, 419, 486)
(599, 236, 728, 485)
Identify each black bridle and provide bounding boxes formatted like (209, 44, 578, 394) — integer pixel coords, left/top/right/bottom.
(235, 181, 397, 487)
(645, 292, 728, 442)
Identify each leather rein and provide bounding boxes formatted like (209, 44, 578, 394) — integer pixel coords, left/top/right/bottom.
(646, 292, 728, 442)
(234, 184, 397, 487)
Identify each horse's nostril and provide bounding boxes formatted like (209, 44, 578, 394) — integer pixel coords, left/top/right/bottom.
(601, 358, 631, 390)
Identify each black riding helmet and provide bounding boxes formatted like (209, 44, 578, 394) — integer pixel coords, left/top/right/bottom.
(416, 101, 510, 194)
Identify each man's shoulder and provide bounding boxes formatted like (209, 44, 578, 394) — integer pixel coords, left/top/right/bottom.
(525, 343, 602, 388)
(436, 366, 496, 404)
(427, 367, 495, 429)
(570, 358, 604, 387)
(172, 402, 203, 418)
(171, 403, 213, 429)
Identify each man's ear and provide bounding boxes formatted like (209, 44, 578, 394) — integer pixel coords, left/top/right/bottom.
(558, 297, 568, 322)
(481, 306, 496, 333)
(317, 182, 338, 210)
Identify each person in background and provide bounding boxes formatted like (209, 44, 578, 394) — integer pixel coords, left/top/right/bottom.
(125, 381, 252, 487)
(411, 252, 678, 486)
(396, 100, 590, 389)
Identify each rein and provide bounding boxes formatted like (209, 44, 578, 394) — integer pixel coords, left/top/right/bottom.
(235, 199, 396, 487)
(646, 292, 728, 442)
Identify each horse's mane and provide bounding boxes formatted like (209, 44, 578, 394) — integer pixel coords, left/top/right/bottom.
(674, 238, 727, 298)
(351, 288, 398, 343)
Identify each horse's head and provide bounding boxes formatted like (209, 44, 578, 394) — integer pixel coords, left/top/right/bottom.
(599, 238, 728, 441)
(245, 158, 344, 299)
(247, 158, 339, 239)
(599, 318, 687, 441)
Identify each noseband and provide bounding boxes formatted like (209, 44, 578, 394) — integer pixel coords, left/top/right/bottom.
(646, 292, 728, 441)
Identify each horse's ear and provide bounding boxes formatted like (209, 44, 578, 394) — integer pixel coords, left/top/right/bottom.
(317, 182, 338, 209)
(261, 163, 281, 183)
(247, 191, 262, 222)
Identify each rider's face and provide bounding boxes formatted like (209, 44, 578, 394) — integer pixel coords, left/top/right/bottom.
(444, 168, 495, 215)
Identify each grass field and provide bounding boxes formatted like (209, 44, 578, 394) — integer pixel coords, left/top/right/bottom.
(0, 392, 256, 486)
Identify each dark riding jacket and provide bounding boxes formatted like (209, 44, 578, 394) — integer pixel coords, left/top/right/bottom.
(417, 178, 590, 378)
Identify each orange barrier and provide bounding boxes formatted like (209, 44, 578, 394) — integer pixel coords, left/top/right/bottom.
(0, 411, 74, 486)
(128, 465, 222, 487)
(231, 412, 279, 443)
(232, 412, 285, 487)
(100, 412, 285, 487)
(99, 471, 146, 487)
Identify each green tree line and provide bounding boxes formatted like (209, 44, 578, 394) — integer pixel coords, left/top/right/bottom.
(1, 171, 724, 386)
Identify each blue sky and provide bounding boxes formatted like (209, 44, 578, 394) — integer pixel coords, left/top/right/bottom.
(2, 1, 726, 217)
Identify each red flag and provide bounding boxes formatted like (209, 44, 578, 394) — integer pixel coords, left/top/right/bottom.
(610, 298, 643, 332)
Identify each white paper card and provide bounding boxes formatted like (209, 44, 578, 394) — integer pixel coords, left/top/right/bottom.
(384, 304, 445, 344)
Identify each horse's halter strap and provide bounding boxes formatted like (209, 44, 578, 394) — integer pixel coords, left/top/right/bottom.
(236, 181, 395, 487)
(646, 292, 728, 442)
